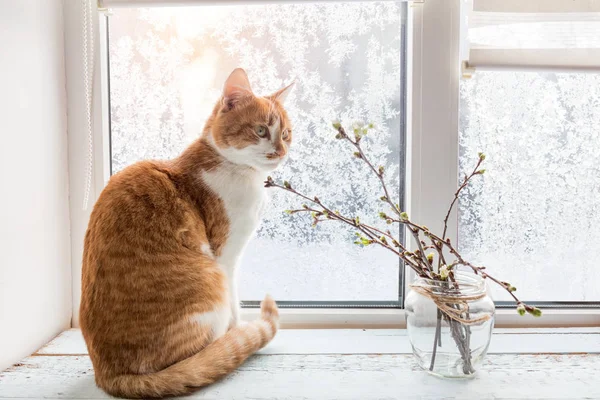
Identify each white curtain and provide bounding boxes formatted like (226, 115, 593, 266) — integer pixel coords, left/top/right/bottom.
(464, 0, 600, 72)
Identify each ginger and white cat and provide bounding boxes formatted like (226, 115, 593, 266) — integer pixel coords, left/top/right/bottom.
(80, 69, 293, 398)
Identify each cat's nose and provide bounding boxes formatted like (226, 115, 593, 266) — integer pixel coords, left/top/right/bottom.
(267, 147, 287, 159)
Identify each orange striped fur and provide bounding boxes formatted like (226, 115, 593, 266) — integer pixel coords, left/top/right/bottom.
(80, 69, 293, 398)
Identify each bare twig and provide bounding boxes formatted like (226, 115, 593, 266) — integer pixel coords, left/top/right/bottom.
(335, 126, 432, 270)
(442, 154, 485, 240)
(336, 126, 401, 217)
(267, 179, 430, 277)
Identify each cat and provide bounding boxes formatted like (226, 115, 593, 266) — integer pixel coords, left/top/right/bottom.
(80, 68, 294, 398)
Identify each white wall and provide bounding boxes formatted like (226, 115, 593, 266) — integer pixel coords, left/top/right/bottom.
(0, 0, 72, 371)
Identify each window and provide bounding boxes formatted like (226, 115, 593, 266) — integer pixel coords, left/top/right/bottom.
(459, 0, 600, 306)
(71, 0, 598, 327)
(107, 2, 407, 307)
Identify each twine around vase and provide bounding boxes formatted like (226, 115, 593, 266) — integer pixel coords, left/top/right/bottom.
(410, 284, 492, 326)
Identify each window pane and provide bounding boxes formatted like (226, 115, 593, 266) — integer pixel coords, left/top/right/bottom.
(459, 71, 600, 302)
(109, 3, 405, 304)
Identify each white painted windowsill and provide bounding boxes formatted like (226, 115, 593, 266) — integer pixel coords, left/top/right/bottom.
(1, 328, 599, 399)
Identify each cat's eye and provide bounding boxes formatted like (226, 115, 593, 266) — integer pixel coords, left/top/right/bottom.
(282, 129, 290, 140)
(255, 125, 268, 138)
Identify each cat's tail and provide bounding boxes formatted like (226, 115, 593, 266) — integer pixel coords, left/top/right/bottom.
(100, 295, 279, 399)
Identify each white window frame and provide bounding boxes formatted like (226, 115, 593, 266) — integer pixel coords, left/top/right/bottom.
(64, 0, 600, 329)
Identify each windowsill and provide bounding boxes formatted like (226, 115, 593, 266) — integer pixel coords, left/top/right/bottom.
(1, 328, 599, 399)
(241, 307, 600, 329)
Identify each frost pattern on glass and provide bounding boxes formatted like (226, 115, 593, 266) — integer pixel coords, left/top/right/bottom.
(459, 72, 600, 302)
(109, 3, 404, 302)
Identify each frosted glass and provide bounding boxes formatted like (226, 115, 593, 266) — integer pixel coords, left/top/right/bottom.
(459, 71, 600, 302)
(109, 3, 405, 302)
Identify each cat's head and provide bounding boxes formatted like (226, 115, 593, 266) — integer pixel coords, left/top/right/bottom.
(207, 68, 294, 172)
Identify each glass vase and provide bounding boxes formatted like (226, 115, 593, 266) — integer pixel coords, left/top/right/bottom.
(405, 271, 495, 378)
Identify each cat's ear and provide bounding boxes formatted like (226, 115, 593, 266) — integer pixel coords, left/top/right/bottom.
(222, 68, 253, 111)
(270, 80, 295, 104)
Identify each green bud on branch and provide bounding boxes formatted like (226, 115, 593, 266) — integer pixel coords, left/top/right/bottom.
(354, 233, 371, 246)
(527, 306, 542, 317)
(439, 265, 449, 280)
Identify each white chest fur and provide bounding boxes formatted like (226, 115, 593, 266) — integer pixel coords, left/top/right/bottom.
(201, 165, 267, 272)
(201, 164, 267, 325)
